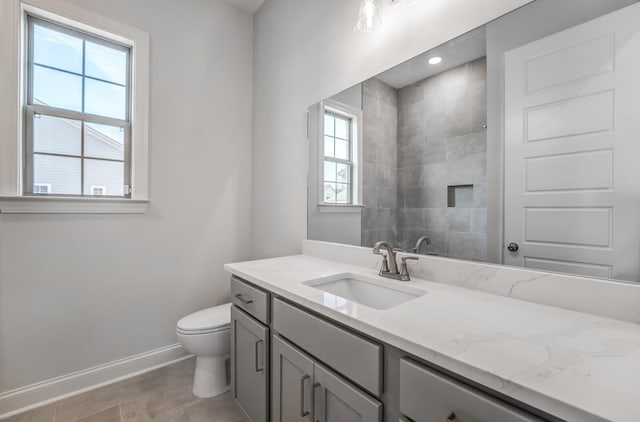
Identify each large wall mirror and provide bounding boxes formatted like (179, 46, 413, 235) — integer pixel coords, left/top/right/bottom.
(307, 0, 640, 283)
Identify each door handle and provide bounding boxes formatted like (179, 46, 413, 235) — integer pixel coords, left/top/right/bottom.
(254, 340, 264, 372)
(507, 242, 519, 252)
(311, 382, 322, 422)
(235, 293, 254, 305)
(300, 374, 310, 417)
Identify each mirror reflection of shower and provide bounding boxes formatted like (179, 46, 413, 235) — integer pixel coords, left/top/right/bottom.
(360, 56, 487, 261)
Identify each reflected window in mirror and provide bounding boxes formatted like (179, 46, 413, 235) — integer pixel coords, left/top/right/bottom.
(324, 112, 352, 203)
(320, 100, 363, 206)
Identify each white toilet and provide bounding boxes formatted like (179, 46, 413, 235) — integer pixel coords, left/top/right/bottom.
(176, 302, 232, 398)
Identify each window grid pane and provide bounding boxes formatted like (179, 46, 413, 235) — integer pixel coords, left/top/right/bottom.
(323, 160, 352, 204)
(33, 65, 83, 111)
(26, 16, 131, 197)
(33, 114, 81, 156)
(33, 23, 82, 74)
(31, 111, 127, 197)
(30, 19, 129, 120)
(335, 116, 349, 140)
(33, 154, 81, 195)
(324, 114, 335, 137)
(84, 40, 127, 85)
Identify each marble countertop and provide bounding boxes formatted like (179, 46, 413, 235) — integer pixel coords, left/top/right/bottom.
(225, 254, 640, 422)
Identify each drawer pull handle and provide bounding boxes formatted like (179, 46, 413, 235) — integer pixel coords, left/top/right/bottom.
(255, 340, 264, 372)
(300, 374, 310, 417)
(311, 382, 322, 422)
(235, 293, 254, 305)
(446, 412, 456, 421)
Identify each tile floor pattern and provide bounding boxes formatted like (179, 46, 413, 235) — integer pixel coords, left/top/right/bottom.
(5, 358, 245, 422)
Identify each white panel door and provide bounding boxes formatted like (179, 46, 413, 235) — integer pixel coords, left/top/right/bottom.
(504, 3, 640, 282)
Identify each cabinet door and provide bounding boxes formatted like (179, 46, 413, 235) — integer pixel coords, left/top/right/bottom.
(231, 306, 269, 422)
(313, 363, 382, 422)
(272, 335, 314, 422)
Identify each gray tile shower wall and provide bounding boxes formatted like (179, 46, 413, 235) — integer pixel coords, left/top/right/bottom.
(396, 57, 488, 259)
(361, 78, 399, 247)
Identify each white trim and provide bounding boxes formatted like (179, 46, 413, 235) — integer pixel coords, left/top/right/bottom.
(318, 99, 364, 207)
(0, 0, 150, 211)
(0, 344, 189, 419)
(0, 0, 22, 197)
(317, 204, 364, 214)
(0, 196, 149, 214)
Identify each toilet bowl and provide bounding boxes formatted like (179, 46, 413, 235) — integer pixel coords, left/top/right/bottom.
(176, 303, 231, 398)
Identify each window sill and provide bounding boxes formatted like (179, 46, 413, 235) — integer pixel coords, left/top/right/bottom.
(0, 196, 149, 214)
(317, 204, 364, 214)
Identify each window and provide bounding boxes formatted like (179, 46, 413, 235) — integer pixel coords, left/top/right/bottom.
(90, 186, 106, 195)
(323, 112, 352, 204)
(25, 16, 130, 197)
(319, 100, 363, 207)
(33, 183, 51, 193)
(0, 0, 150, 214)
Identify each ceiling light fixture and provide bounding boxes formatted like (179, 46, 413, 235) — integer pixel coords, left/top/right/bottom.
(428, 56, 443, 65)
(357, 0, 382, 33)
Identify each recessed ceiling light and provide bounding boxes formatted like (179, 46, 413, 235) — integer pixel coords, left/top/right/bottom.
(428, 56, 442, 65)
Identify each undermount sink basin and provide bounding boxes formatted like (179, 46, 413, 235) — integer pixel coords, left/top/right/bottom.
(303, 273, 426, 310)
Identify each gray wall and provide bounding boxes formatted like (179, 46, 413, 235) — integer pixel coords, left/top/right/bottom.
(0, 0, 253, 393)
(330, 84, 362, 111)
(396, 58, 487, 260)
(361, 78, 398, 247)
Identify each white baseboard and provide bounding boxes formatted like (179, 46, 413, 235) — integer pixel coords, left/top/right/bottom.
(0, 343, 190, 419)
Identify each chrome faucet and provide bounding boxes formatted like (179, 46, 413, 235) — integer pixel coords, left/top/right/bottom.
(372, 241, 418, 281)
(413, 236, 431, 254)
(373, 241, 398, 274)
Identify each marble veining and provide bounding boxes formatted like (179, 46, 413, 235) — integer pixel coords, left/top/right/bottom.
(225, 245, 640, 422)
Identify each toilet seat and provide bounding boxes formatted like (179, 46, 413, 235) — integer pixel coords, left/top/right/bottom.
(177, 303, 231, 335)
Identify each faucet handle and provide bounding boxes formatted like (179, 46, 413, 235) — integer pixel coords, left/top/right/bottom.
(399, 256, 419, 281)
(379, 255, 390, 275)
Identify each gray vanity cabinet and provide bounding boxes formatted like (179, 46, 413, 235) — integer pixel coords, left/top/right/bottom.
(230, 276, 545, 422)
(231, 306, 269, 422)
(313, 363, 382, 422)
(399, 358, 542, 422)
(271, 335, 314, 421)
(271, 298, 382, 396)
(272, 335, 382, 422)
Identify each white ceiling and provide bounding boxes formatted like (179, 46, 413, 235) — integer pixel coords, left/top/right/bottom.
(225, 0, 265, 14)
(376, 26, 486, 89)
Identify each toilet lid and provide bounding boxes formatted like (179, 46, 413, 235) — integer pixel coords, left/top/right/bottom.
(177, 303, 231, 333)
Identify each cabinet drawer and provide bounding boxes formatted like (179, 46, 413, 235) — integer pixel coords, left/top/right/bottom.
(272, 298, 382, 397)
(231, 276, 269, 324)
(400, 359, 542, 422)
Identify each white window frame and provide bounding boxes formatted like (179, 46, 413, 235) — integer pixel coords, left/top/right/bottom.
(318, 99, 364, 209)
(0, 0, 149, 214)
(25, 15, 131, 198)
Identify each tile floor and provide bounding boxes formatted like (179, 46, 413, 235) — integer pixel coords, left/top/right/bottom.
(5, 358, 245, 422)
